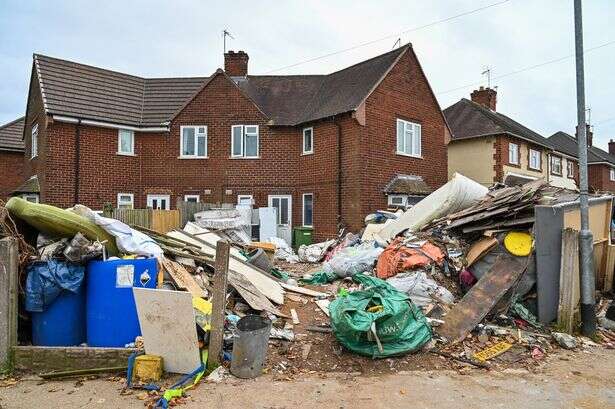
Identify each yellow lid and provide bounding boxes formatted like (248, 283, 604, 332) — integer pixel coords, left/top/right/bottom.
(503, 231, 533, 256)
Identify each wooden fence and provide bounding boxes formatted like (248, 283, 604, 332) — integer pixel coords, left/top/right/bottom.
(103, 208, 181, 234)
(175, 199, 234, 227)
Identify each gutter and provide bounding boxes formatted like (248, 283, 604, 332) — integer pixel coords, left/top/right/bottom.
(52, 115, 168, 132)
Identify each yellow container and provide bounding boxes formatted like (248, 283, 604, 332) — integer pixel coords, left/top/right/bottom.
(133, 354, 163, 382)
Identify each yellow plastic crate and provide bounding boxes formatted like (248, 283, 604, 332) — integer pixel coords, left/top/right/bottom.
(133, 354, 163, 382)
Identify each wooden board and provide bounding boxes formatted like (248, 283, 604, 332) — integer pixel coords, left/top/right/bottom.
(466, 237, 498, 266)
(563, 199, 611, 243)
(208, 240, 229, 370)
(604, 245, 615, 292)
(159, 258, 206, 298)
(557, 228, 580, 334)
(133, 288, 201, 374)
(280, 282, 328, 298)
(437, 255, 526, 344)
(170, 226, 285, 304)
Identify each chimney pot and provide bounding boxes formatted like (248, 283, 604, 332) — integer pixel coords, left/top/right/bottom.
(470, 87, 497, 111)
(609, 139, 615, 155)
(224, 50, 249, 76)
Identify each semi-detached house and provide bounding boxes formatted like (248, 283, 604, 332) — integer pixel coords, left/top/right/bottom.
(21, 44, 449, 241)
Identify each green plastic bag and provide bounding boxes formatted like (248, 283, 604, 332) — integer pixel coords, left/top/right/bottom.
(329, 274, 432, 358)
(300, 270, 337, 285)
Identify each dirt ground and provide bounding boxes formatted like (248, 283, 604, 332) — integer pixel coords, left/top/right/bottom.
(2, 348, 615, 409)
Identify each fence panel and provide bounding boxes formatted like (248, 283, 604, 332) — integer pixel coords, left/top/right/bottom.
(151, 209, 181, 234)
(112, 209, 151, 228)
(176, 200, 214, 227)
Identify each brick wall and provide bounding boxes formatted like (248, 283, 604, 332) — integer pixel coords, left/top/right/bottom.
(361, 48, 448, 223)
(23, 69, 47, 197)
(589, 164, 615, 193)
(0, 151, 24, 201)
(13, 346, 134, 372)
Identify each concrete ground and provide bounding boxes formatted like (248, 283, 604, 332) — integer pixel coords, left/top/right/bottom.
(1, 348, 615, 409)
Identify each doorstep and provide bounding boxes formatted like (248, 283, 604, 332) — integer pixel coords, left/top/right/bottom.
(12, 346, 136, 372)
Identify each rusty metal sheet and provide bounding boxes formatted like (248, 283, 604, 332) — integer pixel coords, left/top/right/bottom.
(438, 255, 527, 344)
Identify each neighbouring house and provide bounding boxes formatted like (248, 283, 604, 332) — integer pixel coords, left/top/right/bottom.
(549, 126, 615, 194)
(0, 117, 28, 201)
(444, 87, 578, 190)
(20, 44, 450, 242)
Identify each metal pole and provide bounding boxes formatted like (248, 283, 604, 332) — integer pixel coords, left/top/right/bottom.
(574, 0, 596, 336)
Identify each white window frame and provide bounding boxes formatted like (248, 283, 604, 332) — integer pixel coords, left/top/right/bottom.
(508, 143, 519, 165)
(21, 193, 39, 203)
(180, 125, 208, 158)
(302, 127, 314, 155)
(567, 161, 575, 178)
(529, 149, 541, 170)
(117, 129, 135, 155)
(147, 194, 171, 210)
(117, 193, 134, 209)
(184, 194, 200, 203)
(302, 193, 314, 227)
(610, 168, 615, 182)
(231, 125, 259, 158)
(31, 123, 38, 159)
(396, 119, 422, 158)
(388, 194, 408, 207)
(237, 194, 254, 206)
(550, 155, 562, 175)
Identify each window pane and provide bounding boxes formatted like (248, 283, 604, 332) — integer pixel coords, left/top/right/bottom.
(304, 129, 312, 152)
(404, 125, 413, 155)
(245, 126, 258, 134)
(197, 135, 206, 157)
(245, 132, 258, 157)
(280, 198, 289, 225)
(182, 128, 195, 156)
(119, 130, 133, 153)
(304, 194, 313, 226)
(413, 124, 421, 156)
(396, 120, 404, 152)
(232, 126, 243, 156)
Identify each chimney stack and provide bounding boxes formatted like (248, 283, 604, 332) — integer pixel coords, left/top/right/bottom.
(576, 123, 593, 147)
(609, 139, 615, 155)
(470, 86, 497, 111)
(224, 50, 249, 77)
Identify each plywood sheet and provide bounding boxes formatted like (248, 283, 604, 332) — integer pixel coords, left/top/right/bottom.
(557, 228, 580, 334)
(133, 288, 201, 374)
(563, 199, 611, 243)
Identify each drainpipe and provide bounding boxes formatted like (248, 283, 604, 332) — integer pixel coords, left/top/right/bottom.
(574, 0, 596, 337)
(74, 120, 82, 205)
(334, 118, 343, 230)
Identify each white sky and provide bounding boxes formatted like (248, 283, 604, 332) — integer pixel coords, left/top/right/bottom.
(1, 0, 614, 148)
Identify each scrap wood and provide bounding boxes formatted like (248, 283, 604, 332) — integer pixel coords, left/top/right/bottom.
(557, 229, 580, 334)
(306, 325, 332, 333)
(228, 270, 285, 316)
(465, 237, 498, 266)
(208, 240, 230, 371)
(39, 366, 128, 380)
(290, 308, 300, 325)
(159, 258, 207, 298)
(280, 282, 328, 298)
(437, 255, 527, 344)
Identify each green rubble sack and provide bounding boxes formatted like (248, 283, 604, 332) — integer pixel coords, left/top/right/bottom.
(329, 274, 432, 358)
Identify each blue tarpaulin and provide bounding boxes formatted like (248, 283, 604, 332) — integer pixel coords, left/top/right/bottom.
(25, 260, 85, 312)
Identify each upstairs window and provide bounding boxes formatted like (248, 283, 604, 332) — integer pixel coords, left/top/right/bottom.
(550, 156, 562, 175)
(529, 149, 541, 170)
(232, 125, 259, 158)
(567, 161, 575, 178)
(508, 143, 519, 165)
(31, 123, 38, 159)
(117, 193, 134, 209)
(180, 126, 207, 158)
(610, 168, 615, 182)
(396, 119, 421, 157)
(118, 129, 134, 155)
(303, 127, 313, 154)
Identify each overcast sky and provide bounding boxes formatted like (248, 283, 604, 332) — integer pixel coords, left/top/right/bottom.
(1, 0, 614, 148)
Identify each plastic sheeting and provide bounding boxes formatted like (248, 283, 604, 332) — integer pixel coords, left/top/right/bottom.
(375, 173, 488, 245)
(25, 260, 85, 312)
(386, 271, 455, 307)
(298, 240, 336, 263)
(71, 205, 163, 258)
(322, 241, 383, 278)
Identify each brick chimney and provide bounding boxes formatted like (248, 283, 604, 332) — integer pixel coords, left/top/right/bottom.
(224, 50, 249, 77)
(609, 139, 615, 155)
(470, 86, 497, 111)
(576, 123, 593, 147)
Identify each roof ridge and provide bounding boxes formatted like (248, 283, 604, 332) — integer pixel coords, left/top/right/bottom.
(327, 44, 411, 77)
(34, 53, 146, 81)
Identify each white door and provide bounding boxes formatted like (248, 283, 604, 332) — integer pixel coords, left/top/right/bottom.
(268, 195, 292, 244)
(147, 194, 170, 210)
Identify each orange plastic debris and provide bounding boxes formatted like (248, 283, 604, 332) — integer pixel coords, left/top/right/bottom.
(376, 237, 444, 279)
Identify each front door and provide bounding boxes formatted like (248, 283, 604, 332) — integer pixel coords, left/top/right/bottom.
(268, 195, 292, 245)
(147, 194, 170, 210)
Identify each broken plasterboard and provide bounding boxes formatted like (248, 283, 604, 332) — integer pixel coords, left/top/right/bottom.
(133, 288, 201, 374)
(258, 207, 277, 242)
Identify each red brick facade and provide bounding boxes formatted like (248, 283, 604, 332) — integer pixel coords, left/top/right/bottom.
(22, 49, 448, 241)
(588, 164, 615, 193)
(0, 151, 24, 201)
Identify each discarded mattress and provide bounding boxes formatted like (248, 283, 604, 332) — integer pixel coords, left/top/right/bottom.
(375, 173, 488, 244)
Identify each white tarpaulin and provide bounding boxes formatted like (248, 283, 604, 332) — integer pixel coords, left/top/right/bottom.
(375, 173, 488, 245)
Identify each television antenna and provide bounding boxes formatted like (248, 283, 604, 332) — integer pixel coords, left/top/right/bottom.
(223, 29, 234, 53)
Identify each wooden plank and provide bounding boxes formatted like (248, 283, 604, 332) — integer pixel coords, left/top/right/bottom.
(465, 237, 498, 266)
(437, 255, 526, 344)
(558, 228, 580, 334)
(280, 282, 328, 298)
(208, 240, 230, 371)
(290, 309, 300, 325)
(159, 258, 206, 298)
(227, 270, 283, 316)
(133, 288, 201, 374)
(604, 245, 615, 292)
(315, 299, 331, 317)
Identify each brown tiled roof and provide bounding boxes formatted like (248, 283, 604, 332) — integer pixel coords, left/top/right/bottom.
(383, 174, 432, 195)
(549, 131, 615, 165)
(33, 45, 410, 127)
(0, 117, 25, 152)
(13, 175, 40, 194)
(444, 98, 553, 149)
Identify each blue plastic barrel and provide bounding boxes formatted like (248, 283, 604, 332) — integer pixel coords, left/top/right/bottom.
(86, 258, 157, 347)
(31, 284, 86, 347)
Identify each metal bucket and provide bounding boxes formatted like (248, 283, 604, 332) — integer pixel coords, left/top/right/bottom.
(230, 315, 272, 379)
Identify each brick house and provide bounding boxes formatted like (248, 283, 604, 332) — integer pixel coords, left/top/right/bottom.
(21, 44, 449, 241)
(444, 87, 578, 190)
(549, 127, 615, 194)
(0, 117, 29, 202)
